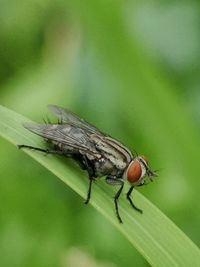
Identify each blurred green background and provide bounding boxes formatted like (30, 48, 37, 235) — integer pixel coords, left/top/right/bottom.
(0, 1, 200, 266)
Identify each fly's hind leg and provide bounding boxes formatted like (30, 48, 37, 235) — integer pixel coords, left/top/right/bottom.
(82, 156, 95, 205)
(126, 185, 143, 214)
(106, 176, 124, 223)
(85, 178, 93, 205)
(18, 144, 65, 156)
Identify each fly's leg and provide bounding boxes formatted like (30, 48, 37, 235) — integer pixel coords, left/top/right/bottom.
(106, 176, 124, 223)
(85, 178, 93, 205)
(126, 186, 143, 214)
(18, 145, 65, 155)
(83, 156, 95, 205)
(114, 184, 124, 223)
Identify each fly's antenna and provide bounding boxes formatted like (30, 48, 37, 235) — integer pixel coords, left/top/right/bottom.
(153, 168, 164, 175)
(153, 168, 164, 173)
(147, 168, 163, 181)
(132, 149, 138, 158)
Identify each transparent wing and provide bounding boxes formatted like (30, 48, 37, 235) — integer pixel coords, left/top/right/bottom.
(23, 123, 101, 158)
(48, 105, 106, 135)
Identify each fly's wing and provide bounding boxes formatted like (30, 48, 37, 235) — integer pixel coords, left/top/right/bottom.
(23, 123, 101, 159)
(24, 106, 132, 171)
(48, 105, 106, 136)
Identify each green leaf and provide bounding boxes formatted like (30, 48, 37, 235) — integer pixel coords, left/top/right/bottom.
(0, 104, 200, 267)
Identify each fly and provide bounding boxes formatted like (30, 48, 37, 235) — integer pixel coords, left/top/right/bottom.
(18, 105, 157, 223)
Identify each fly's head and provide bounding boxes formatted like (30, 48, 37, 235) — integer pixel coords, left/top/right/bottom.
(125, 155, 157, 186)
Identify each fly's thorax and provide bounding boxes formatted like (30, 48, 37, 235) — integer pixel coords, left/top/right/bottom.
(90, 135, 132, 170)
(123, 156, 148, 185)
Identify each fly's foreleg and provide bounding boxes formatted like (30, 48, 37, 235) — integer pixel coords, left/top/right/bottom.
(106, 176, 124, 223)
(126, 185, 143, 213)
(17, 145, 65, 156)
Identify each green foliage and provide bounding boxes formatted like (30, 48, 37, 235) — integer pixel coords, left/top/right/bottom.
(1, 1, 200, 267)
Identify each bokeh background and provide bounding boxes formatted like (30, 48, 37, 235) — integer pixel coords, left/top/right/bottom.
(0, 1, 200, 266)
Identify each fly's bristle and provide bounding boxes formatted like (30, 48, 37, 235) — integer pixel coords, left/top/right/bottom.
(42, 117, 47, 124)
(42, 116, 51, 124)
(47, 116, 51, 124)
(57, 118, 63, 124)
(132, 149, 138, 158)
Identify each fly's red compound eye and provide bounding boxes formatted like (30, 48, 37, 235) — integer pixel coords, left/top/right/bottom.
(127, 160, 142, 183)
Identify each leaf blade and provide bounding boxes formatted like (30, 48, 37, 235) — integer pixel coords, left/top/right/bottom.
(0, 105, 200, 267)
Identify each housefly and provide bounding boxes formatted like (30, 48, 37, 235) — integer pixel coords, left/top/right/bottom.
(18, 105, 157, 223)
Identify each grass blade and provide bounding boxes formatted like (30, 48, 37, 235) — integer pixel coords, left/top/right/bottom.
(0, 105, 200, 266)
